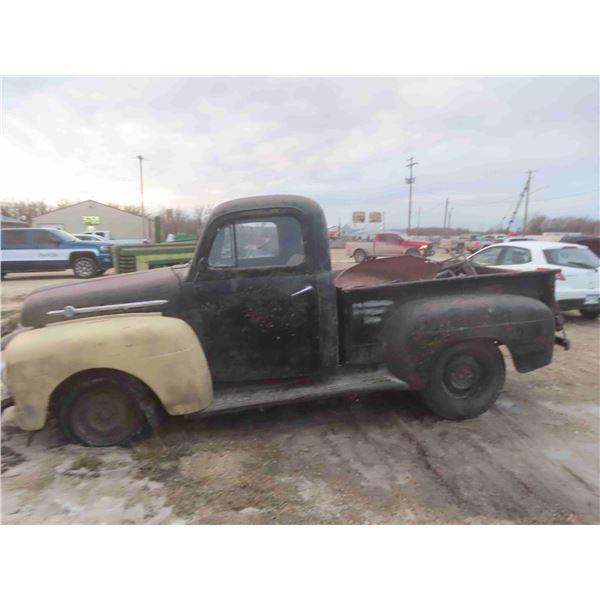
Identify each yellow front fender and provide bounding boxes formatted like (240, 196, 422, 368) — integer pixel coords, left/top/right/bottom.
(4, 313, 213, 431)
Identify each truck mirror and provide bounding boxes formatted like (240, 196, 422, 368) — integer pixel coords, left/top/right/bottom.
(197, 256, 208, 273)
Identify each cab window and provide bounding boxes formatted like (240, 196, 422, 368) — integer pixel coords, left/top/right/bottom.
(208, 216, 305, 269)
(1, 230, 28, 247)
(32, 230, 60, 245)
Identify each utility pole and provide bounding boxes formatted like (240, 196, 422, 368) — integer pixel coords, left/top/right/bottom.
(405, 156, 418, 235)
(523, 169, 534, 233)
(443, 198, 449, 233)
(136, 155, 145, 239)
(448, 207, 454, 230)
(417, 207, 421, 230)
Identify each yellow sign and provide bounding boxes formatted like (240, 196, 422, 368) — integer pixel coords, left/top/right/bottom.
(82, 216, 100, 225)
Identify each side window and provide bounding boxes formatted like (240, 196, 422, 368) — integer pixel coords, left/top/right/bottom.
(470, 246, 503, 266)
(32, 230, 60, 245)
(207, 216, 305, 269)
(500, 247, 531, 265)
(1, 230, 28, 247)
(235, 221, 279, 260)
(208, 224, 235, 267)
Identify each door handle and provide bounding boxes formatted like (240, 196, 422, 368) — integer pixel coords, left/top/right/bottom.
(290, 285, 314, 297)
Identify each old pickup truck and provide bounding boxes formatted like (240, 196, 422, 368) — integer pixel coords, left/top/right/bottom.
(345, 232, 434, 263)
(2, 195, 567, 446)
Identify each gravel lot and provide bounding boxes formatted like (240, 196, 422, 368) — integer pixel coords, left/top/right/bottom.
(1, 252, 599, 524)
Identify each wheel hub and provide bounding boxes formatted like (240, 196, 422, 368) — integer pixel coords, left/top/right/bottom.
(445, 355, 481, 392)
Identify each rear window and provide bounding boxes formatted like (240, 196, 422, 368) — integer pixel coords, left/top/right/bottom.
(1, 230, 28, 245)
(544, 247, 600, 270)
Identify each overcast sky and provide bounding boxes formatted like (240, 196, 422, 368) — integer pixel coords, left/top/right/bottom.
(1, 76, 598, 230)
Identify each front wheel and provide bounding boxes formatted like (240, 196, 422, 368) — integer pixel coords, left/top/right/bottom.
(72, 256, 98, 278)
(421, 340, 505, 420)
(57, 372, 161, 446)
(579, 309, 600, 320)
(405, 248, 421, 257)
(353, 249, 368, 263)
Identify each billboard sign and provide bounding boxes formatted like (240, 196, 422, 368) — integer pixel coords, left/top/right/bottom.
(368, 211, 382, 223)
(352, 211, 366, 223)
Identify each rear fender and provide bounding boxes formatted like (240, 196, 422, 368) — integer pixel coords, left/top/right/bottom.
(4, 313, 213, 431)
(384, 294, 555, 389)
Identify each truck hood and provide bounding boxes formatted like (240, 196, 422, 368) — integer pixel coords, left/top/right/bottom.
(21, 267, 185, 328)
(406, 238, 431, 246)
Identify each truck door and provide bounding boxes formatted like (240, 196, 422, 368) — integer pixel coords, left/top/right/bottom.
(373, 233, 387, 255)
(188, 212, 320, 383)
(31, 229, 70, 270)
(377, 233, 403, 256)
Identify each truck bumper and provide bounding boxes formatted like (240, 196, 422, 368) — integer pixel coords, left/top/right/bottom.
(98, 254, 114, 267)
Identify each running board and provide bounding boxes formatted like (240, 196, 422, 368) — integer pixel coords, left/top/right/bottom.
(193, 368, 409, 417)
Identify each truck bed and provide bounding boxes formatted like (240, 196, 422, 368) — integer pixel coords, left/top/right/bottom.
(336, 258, 557, 366)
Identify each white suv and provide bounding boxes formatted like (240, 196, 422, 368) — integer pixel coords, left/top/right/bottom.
(469, 241, 600, 319)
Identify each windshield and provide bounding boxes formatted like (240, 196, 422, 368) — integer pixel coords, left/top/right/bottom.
(544, 247, 600, 270)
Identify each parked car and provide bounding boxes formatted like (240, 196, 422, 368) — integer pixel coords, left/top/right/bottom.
(73, 230, 150, 245)
(559, 234, 600, 257)
(345, 232, 434, 262)
(466, 237, 496, 253)
(73, 233, 112, 243)
(0, 227, 114, 279)
(469, 241, 600, 318)
(3, 195, 566, 446)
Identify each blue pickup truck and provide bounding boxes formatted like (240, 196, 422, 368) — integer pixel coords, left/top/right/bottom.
(0, 228, 113, 279)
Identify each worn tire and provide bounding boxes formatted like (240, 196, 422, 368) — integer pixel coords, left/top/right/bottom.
(579, 309, 600, 320)
(72, 256, 98, 279)
(353, 249, 368, 263)
(420, 340, 505, 420)
(57, 371, 162, 446)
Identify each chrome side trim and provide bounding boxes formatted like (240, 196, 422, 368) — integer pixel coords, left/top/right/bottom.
(46, 299, 168, 318)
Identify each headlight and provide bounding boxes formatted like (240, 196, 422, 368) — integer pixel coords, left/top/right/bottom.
(100, 245, 111, 253)
(420, 245, 427, 250)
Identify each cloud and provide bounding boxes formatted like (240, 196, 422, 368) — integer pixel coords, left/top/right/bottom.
(1, 76, 597, 229)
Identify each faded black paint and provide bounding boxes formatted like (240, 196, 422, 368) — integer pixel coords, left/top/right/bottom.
(19, 194, 562, 399)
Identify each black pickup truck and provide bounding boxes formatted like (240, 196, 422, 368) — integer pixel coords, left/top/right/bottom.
(4, 195, 567, 446)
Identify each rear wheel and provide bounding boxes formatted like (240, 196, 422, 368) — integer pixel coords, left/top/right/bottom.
(579, 309, 600, 320)
(72, 256, 98, 278)
(57, 372, 161, 446)
(421, 340, 505, 420)
(353, 249, 368, 263)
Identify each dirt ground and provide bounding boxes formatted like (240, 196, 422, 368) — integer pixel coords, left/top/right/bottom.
(1, 251, 599, 524)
